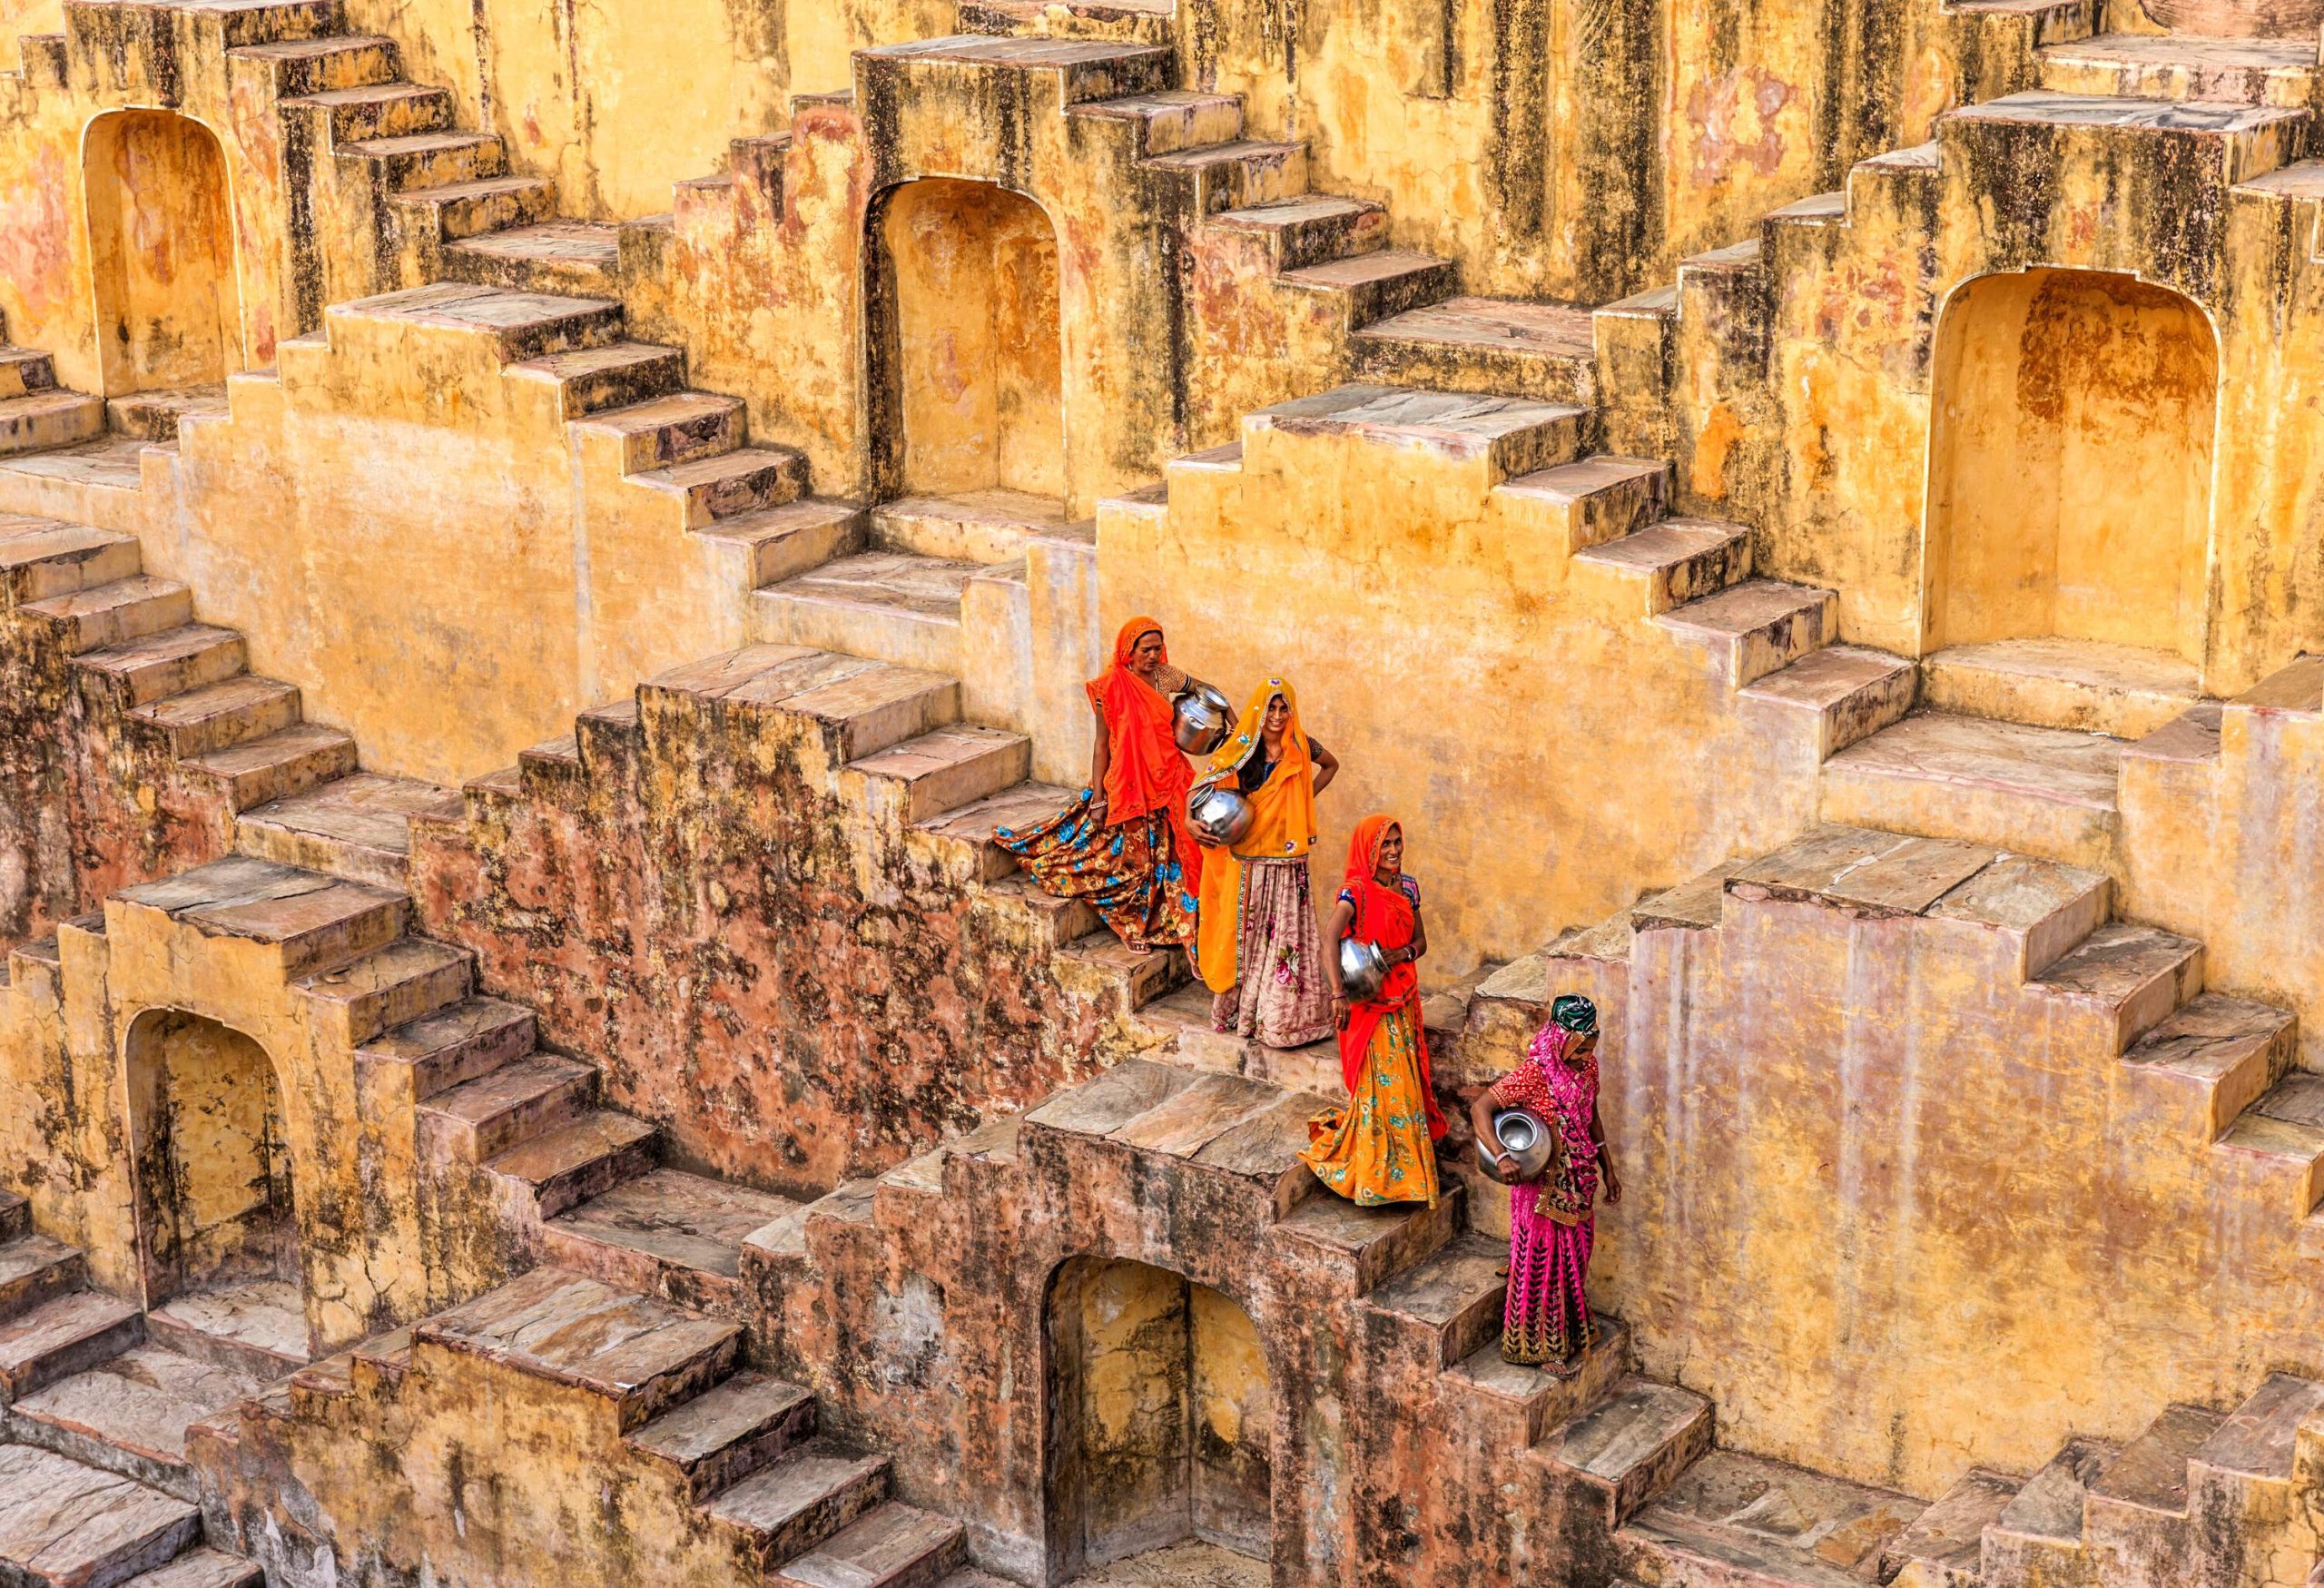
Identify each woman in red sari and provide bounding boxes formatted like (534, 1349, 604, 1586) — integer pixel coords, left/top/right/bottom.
(996, 616, 1209, 952)
(1300, 814, 1446, 1206)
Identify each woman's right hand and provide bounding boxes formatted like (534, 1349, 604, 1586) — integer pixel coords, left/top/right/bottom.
(1332, 994, 1350, 1031)
(1491, 1156, 1523, 1186)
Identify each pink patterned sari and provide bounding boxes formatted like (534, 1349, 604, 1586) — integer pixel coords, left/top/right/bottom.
(1487, 1021, 1600, 1368)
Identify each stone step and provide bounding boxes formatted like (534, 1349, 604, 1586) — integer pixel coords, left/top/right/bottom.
(1209, 193, 1389, 270)
(1051, 927, 1190, 1015)
(228, 33, 399, 95)
(504, 340, 686, 419)
(365, 995, 540, 1099)
(73, 625, 248, 708)
(1443, 1317, 1630, 1450)
(1876, 1467, 2020, 1588)
(21, 575, 192, 655)
(1280, 248, 1459, 325)
(2027, 920, 2203, 1051)
(418, 1051, 599, 1161)
(0, 1290, 145, 1402)
(1354, 295, 1600, 405)
(1360, 1231, 1507, 1371)
(0, 514, 140, 601)
(112, 856, 409, 979)
(327, 282, 620, 363)
(443, 220, 625, 297)
(772, 1501, 965, 1588)
(635, 446, 811, 527)
(1273, 1179, 1462, 1295)
(180, 722, 358, 812)
(1142, 137, 1309, 213)
(117, 1547, 261, 1588)
(235, 772, 464, 889)
(2122, 992, 2297, 1139)
(2081, 1401, 2221, 1553)
(625, 1367, 816, 1502)
(485, 1109, 658, 1218)
(1728, 824, 2009, 921)
(1573, 517, 1752, 615)
(2216, 1073, 2324, 1216)
(0, 434, 150, 490)
(571, 390, 745, 473)
(106, 385, 229, 446)
(869, 489, 1071, 565)
(0, 388, 112, 457)
(1065, 88, 1245, 157)
(909, 781, 1077, 884)
(0, 345, 58, 399)
(143, 1281, 307, 1381)
(848, 725, 1031, 824)
(1944, 90, 2303, 187)
(704, 1438, 892, 1563)
(856, 34, 1172, 105)
(698, 498, 868, 590)
(2194, 1372, 2324, 1492)
(125, 675, 302, 758)
(1919, 637, 2202, 740)
(1983, 1436, 2119, 1583)
(1819, 711, 2122, 870)
(750, 553, 976, 679)
(1246, 384, 1589, 484)
(389, 173, 559, 242)
(9, 1340, 268, 1498)
(340, 129, 505, 192)
(2038, 32, 2317, 104)
(1738, 645, 1919, 762)
(0, 1237, 85, 1327)
(0, 1444, 199, 1588)
(643, 644, 962, 764)
(1617, 1446, 1923, 1586)
(416, 1267, 740, 1431)
(284, 80, 453, 143)
(543, 1166, 800, 1307)
(1653, 580, 1837, 686)
(1542, 1376, 1716, 1526)
(1499, 454, 1669, 552)
(175, 0, 340, 48)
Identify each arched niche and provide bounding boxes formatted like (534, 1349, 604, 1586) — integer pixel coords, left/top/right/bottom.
(123, 1008, 300, 1309)
(84, 108, 243, 397)
(869, 177, 1066, 505)
(1043, 1255, 1274, 1583)
(1925, 267, 2218, 666)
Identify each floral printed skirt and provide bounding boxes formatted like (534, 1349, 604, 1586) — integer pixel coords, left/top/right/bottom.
(994, 790, 1197, 950)
(1504, 1186, 1596, 1368)
(1299, 1006, 1439, 1207)
(1209, 857, 1334, 1049)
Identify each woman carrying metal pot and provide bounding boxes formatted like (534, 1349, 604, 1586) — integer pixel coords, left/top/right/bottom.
(996, 616, 1218, 953)
(1299, 814, 1446, 1207)
(1471, 993, 1621, 1376)
(1190, 678, 1340, 1049)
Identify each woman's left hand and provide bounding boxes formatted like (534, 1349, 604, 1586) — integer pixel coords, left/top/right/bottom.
(1601, 1167, 1622, 1205)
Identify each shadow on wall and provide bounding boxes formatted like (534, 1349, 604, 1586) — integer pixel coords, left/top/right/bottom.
(83, 107, 242, 398)
(1045, 1256, 1273, 1586)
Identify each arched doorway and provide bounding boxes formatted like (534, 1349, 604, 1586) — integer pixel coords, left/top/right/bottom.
(124, 1010, 301, 1318)
(872, 177, 1065, 504)
(84, 109, 241, 397)
(1044, 1257, 1273, 1583)
(1925, 268, 2217, 667)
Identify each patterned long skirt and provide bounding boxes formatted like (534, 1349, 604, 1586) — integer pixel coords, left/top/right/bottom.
(1209, 857, 1334, 1049)
(994, 791, 1197, 950)
(1299, 1007, 1439, 1207)
(1503, 1184, 1596, 1368)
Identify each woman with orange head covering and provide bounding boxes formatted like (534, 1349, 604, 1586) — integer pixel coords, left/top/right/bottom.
(1299, 814, 1446, 1207)
(1193, 677, 1340, 1048)
(996, 616, 1211, 952)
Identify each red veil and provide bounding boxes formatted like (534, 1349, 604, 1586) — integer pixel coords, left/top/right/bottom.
(1337, 814, 1445, 1139)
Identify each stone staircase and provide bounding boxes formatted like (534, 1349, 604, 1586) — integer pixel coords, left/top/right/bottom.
(0, 311, 103, 461)
(213, 1264, 980, 1588)
(0, 1194, 271, 1588)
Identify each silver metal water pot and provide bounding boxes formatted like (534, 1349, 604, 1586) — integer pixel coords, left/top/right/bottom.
(1477, 1107, 1556, 1181)
(1173, 684, 1234, 755)
(1187, 781, 1256, 847)
(1337, 936, 1388, 1003)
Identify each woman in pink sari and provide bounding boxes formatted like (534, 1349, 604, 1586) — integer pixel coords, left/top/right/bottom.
(1471, 992, 1621, 1375)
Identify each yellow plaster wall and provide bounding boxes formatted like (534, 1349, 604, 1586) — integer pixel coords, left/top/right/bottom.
(84, 109, 242, 394)
(125, 1009, 293, 1297)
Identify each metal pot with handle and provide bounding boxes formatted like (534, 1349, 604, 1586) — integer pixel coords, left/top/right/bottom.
(1173, 683, 1234, 755)
(1477, 1107, 1557, 1181)
(1187, 779, 1256, 847)
(1337, 936, 1389, 1003)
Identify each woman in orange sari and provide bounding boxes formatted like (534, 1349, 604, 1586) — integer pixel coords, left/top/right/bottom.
(1194, 678, 1340, 1048)
(1300, 814, 1446, 1206)
(996, 617, 1208, 952)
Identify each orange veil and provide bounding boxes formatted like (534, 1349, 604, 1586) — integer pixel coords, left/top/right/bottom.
(1194, 677, 1318, 992)
(1085, 616, 1202, 888)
